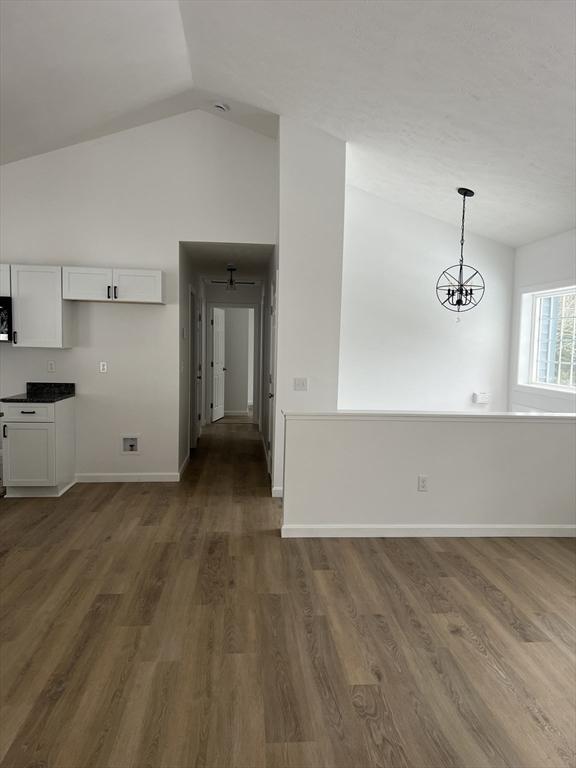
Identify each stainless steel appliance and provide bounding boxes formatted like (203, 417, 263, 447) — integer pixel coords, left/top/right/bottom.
(0, 295, 12, 342)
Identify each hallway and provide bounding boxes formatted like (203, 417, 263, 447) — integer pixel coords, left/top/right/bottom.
(0, 423, 574, 767)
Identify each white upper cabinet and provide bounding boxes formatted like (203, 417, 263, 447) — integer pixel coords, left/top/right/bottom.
(0, 264, 10, 295)
(62, 266, 163, 304)
(10, 265, 73, 348)
(112, 268, 163, 304)
(62, 266, 113, 301)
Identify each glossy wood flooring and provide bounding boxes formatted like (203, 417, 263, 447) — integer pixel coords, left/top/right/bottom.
(1, 422, 575, 768)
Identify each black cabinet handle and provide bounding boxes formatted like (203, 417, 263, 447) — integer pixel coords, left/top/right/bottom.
(13, 331, 17, 344)
(2, 425, 7, 439)
(20, 410, 36, 414)
(107, 285, 111, 299)
(114, 286, 118, 299)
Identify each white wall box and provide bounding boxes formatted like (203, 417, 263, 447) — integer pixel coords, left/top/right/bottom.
(1, 398, 75, 497)
(10, 265, 73, 348)
(0, 264, 11, 295)
(62, 266, 163, 303)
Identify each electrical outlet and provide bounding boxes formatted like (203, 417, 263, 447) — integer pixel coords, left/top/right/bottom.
(417, 474, 428, 492)
(99, 361, 108, 373)
(47, 360, 56, 373)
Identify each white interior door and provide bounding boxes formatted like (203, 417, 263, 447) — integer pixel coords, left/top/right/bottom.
(267, 283, 276, 458)
(212, 308, 226, 421)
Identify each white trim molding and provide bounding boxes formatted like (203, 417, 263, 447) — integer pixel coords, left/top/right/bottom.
(282, 524, 576, 538)
(272, 486, 283, 498)
(76, 472, 180, 483)
(283, 410, 575, 422)
(6, 480, 77, 498)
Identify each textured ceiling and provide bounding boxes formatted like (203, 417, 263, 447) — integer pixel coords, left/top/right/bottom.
(180, 0, 576, 246)
(0, 0, 192, 163)
(1, 0, 574, 246)
(0, 0, 276, 164)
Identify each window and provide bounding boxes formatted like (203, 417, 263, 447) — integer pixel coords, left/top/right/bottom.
(530, 287, 576, 390)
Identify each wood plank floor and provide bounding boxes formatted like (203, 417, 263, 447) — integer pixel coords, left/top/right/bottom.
(0, 421, 575, 768)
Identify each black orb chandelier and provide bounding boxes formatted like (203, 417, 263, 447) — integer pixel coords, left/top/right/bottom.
(436, 188, 485, 312)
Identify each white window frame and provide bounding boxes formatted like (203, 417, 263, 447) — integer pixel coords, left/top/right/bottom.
(528, 285, 576, 392)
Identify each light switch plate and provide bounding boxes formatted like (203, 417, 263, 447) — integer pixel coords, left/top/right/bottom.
(293, 377, 308, 391)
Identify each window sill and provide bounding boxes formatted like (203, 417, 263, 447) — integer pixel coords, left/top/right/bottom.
(514, 383, 576, 398)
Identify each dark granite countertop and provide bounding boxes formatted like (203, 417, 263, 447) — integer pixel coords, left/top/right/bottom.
(1, 382, 75, 404)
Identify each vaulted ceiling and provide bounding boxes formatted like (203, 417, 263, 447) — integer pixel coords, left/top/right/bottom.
(1, 0, 574, 246)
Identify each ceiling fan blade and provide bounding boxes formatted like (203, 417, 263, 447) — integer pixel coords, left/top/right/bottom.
(236, 281, 256, 285)
(211, 280, 228, 284)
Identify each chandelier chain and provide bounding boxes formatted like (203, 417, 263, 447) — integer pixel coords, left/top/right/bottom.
(460, 194, 466, 266)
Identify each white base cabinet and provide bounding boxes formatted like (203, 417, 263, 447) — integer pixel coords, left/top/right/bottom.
(62, 266, 163, 303)
(3, 422, 55, 486)
(1, 398, 75, 497)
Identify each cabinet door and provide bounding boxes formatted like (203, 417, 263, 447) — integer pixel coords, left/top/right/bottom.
(2, 422, 56, 486)
(112, 269, 163, 304)
(10, 265, 68, 347)
(62, 266, 113, 301)
(0, 264, 10, 296)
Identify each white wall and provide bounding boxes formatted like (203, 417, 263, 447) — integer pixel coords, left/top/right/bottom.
(283, 412, 576, 537)
(338, 186, 514, 412)
(224, 307, 250, 414)
(1, 111, 276, 479)
(273, 118, 346, 493)
(509, 228, 576, 413)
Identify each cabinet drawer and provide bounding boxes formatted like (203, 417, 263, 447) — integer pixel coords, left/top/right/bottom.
(1, 403, 55, 422)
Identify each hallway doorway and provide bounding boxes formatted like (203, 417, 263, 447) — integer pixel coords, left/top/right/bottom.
(178, 240, 276, 486)
(210, 306, 256, 423)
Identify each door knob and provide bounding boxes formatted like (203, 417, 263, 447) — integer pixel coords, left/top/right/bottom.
(268, 393, 274, 399)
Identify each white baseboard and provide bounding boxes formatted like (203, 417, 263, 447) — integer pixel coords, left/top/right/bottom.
(224, 410, 250, 416)
(76, 472, 180, 483)
(281, 523, 576, 538)
(178, 454, 190, 480)
(6, 480, 76, 498)
(272, 486, 283, 498)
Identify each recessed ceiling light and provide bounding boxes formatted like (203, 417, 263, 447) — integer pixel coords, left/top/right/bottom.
(213, 103, 230, 113)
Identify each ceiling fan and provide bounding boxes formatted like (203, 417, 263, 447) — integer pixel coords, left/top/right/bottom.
(211, 265, 255, 291)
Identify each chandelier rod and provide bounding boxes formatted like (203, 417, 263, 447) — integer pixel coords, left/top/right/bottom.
(460, 194, 466, 266)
